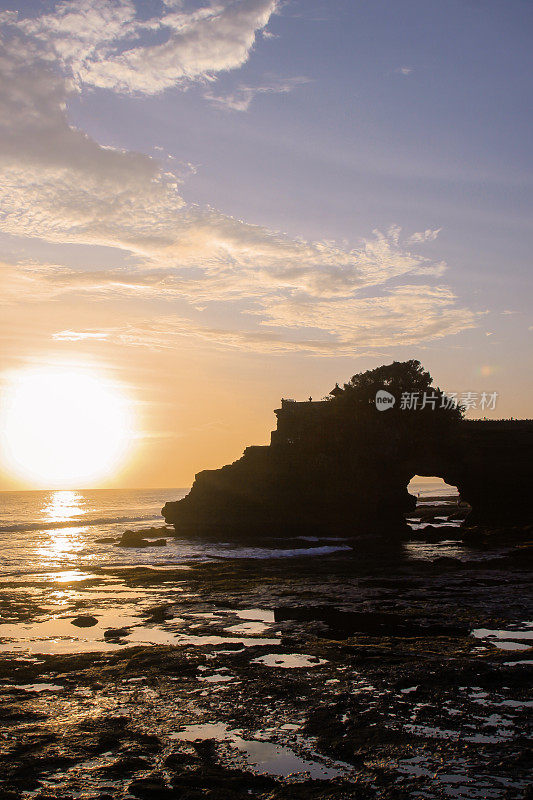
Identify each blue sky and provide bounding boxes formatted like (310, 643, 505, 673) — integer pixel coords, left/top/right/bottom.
(0, 0, 532, 487)
(67, 0, 532, 307)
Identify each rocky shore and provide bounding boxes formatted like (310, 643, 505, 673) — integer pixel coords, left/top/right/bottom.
(0, 499, 531, 799)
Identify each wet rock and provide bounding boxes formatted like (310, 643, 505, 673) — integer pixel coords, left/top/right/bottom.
(143, 526, 171, 536)
(101, 755, 151, 775)
(274, 606, 468, 637)
(117, 530, 151, 547)
(432, 556, 461, 568)
(117, 530, 167, 548)
(128, 774, 173, 799)
(103, 627, 130, 640)
(164, 750, 200, 769)
(95, 536, 116, 544)
(144, 605, 173, 623)
(410, 524, 461, 541)
(71, 615, 98, 628)
(192, 739, 217, 764)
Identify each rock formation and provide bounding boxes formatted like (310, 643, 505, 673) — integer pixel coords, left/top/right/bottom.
(163, 361, 532, 538)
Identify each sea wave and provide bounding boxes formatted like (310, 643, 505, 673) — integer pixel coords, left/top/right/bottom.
(0, 514, 163, 533)
(212, 544, 353, 560)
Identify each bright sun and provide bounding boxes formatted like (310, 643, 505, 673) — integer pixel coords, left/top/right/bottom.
(1, 367, 136, 487)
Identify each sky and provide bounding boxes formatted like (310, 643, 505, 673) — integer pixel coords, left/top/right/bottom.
(0, 0, 532, 490)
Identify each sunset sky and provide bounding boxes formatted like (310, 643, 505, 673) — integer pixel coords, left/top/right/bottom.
(0, 0, 532, 490)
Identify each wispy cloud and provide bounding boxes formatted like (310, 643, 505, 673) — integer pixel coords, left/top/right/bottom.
(49, 282, 477, 356)
(407, 228, 442, 244)
(0, 5, 477, 358)
(205, 76, 310, 111)
(396, 66, 413, 76)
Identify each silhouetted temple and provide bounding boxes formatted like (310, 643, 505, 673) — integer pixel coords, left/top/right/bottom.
(163, 363, 533, 538)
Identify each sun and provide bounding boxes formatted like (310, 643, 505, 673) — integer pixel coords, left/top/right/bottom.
(1, 366, 136, 487)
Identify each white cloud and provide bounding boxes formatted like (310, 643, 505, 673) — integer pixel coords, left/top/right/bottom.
(407, 228, 442, 244)
(49, 283, 477, 356)
(0, 8, 477, 357)
(396, 66, 413, 76)
(205, 75, 310, 111)
(13, 0, 279, 95)
(52, 330, 110, 341)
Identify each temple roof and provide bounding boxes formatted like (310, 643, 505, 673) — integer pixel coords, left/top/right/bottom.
(329, 383, 344, 396)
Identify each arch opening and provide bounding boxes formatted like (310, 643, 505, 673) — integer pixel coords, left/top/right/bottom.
(406, 475, 470, 533)
(408, 475, 459, 503)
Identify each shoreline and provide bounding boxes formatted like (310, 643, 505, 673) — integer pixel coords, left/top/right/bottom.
(0, 497, 531, 799)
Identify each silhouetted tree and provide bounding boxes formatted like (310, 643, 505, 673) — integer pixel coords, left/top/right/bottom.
(337, 360, 463, 421)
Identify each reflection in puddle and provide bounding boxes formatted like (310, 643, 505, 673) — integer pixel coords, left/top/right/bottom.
(8, 683, 65, 692)
(234, 609, 276, 623)
(492, 641, 531, 651)
(178, 634, 280, 648)
(396, 754, 522, 799)
(0, 611, 137, 654)
(171, 722, 351, 780)
(198, 673, 234, 683)
(404, 540, 465, 561)
(0, 607, 281, 653)
(224, 621, 270, 635)
(252, 653, 327, 669)
(471, 625, 533, 652)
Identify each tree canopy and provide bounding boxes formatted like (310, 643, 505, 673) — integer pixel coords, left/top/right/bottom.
(336, 360, 464, 422)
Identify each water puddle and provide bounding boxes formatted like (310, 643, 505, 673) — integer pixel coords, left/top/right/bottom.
(234, 608, 276, 623)
(171, 722, 351, 780)
(178, 634, 280, 648)
(0, 608, 144, 654)
(491, 641, 531, 651)
(404, 723, 460, 740)
(224, 622, 270, 635)
(251, 653, 327, 669)
(396, 754, 524, 799)
(198, 673, 234, 683)
(471, 625, 533, 652)
(7, 683, 65, 692)
(404, 541, 465, 561)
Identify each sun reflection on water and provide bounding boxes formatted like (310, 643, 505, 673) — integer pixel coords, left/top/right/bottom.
(43, 490, 84, 523)
(37, 492, 90, 569)
(36, 528, 86, 565)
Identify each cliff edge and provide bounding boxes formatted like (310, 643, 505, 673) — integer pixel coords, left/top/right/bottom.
(163, 361, 533, 538)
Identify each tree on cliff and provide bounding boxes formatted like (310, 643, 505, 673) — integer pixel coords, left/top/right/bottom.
(338, 360, 464, 423)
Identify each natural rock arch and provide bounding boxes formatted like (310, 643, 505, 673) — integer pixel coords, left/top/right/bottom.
(163, 363, 533, 537)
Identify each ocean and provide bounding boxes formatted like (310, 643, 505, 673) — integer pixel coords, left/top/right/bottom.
(0, 480, 464, 655)
(0, 486, 364, 578)
(0, 479, 458, 570)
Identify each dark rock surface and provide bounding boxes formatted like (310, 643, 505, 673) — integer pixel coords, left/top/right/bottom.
(118, 530, 167, 548)
(0, 539, 531, 799)
(104, 627, 130, 640)
(71, 615, 98, 628)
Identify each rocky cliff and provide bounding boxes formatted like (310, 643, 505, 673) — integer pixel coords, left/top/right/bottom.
(163, 362, 533, 538)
